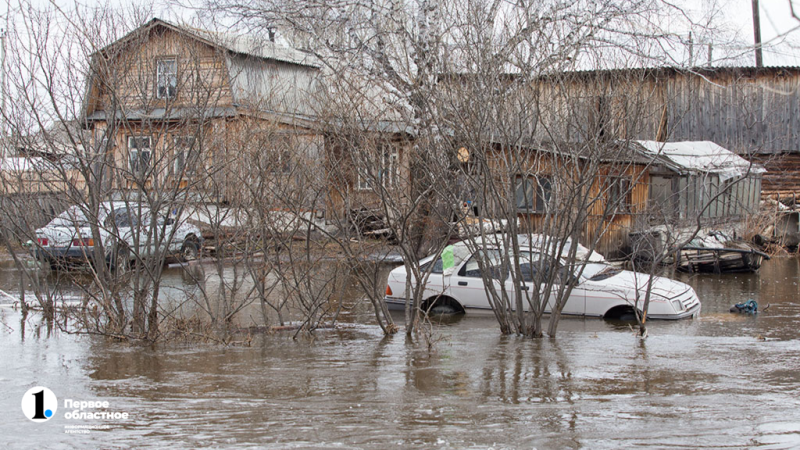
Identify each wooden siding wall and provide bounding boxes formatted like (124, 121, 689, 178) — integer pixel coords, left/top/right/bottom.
(751, 153, 800, 199)
(325, 135, 411, 220)
(487, 147, 649, 257)
(586, 164, 649, 257)
(532, 68, 788, 205)
(532, 69, 800, 155)
(648, 172, 762, 224)
(227, 54, 320, 117)
(96, 115, 323, 204)
(90, 27, 234, 115)
(663, 71, 800, 155)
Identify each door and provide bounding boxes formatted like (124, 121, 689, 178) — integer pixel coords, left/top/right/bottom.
(510, 252, 586, 316)
(448, 250, 504, 311)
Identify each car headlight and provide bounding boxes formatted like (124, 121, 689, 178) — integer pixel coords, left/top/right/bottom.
(672, 299, 685, 312)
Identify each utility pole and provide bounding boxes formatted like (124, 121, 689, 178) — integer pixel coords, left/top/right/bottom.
(752, 0, 763, 67)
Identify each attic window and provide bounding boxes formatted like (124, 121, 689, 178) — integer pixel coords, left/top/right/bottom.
(156, 57, 177, 99)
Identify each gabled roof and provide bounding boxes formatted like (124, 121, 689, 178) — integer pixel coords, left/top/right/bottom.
(84, 18, 322, 124)
(98, 18, 320, 69)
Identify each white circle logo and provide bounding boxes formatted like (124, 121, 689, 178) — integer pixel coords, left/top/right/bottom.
(21, 386, 58, 422)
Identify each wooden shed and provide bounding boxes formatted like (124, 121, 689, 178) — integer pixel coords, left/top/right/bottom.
(529, 67, 800, 200)
(635, 141, 765, 225)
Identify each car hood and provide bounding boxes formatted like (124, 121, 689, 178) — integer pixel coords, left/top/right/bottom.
(585, 270, 694, 300)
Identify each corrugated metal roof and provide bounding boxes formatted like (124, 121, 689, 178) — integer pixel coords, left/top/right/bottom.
(635, 140, 766, 180)
(536, 65, 800, 79)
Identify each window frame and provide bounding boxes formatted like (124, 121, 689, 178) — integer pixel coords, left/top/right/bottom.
(515, 175, 553, 213)
(156, 57, 178, 100)
(607, 175, 633, 214)
(172, 136, 197, 178)
(457, 249, 507, 280)
(128, 136, 152, 176)
(356, 143, 399, 191)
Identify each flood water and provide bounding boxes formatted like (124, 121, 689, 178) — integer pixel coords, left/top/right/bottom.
(1, 257, 800, 449)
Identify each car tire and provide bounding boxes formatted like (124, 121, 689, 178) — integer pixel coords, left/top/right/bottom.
(180, 238, 200, 262)
(423, 296, 465, 315)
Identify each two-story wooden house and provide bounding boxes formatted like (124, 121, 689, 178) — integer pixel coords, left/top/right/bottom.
(81, 18, 324, 204)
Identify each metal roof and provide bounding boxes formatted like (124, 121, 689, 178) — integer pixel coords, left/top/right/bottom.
(634, 140, 766, 180)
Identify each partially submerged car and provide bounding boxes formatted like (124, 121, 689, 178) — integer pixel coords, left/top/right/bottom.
(32, 201, 203, 269)
(384, 235, 701, 320)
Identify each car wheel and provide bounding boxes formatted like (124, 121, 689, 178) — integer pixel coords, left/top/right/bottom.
(604, 305, 638, 321)
(180, 239, 200, 262)
(423, 296, 465, 315)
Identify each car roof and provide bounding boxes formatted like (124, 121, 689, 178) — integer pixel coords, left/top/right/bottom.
(451, 234, 606, 263)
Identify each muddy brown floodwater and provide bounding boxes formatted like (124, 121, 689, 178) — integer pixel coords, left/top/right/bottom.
(1, 257, 800, 449)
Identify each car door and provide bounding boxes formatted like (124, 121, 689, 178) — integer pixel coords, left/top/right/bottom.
(554, 262, 587, 316)
(511, 253, 586, 316)
(447, 249, 504, 311)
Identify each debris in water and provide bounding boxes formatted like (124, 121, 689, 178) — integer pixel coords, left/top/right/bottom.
(730, 299, 758, 314)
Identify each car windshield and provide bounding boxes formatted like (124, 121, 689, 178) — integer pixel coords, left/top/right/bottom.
(575, 262, 619, 281)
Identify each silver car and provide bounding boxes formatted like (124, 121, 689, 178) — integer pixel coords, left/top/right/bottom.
(32, 201, 203, 269)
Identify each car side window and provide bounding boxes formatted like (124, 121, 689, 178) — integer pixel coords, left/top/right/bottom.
(459, 257, 483, 278)
(458, 250, 506, 280)
(518, 252, 557, 283)
(105, 209, 139, 228)
(519, 261, 555, 282)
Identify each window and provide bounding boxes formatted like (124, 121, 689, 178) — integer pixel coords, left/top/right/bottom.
(518, 252, 555, 282)
(271, 150, 292, 174)
(156, 58, 177, 99)
(515, 175, 553, 212)
(173, 136, 197, 177)
(104, 208, 143, 229)
(357, 144, 398, 191)
(128, 136, 152, 176)
(607, 176, 632, 213)
(458, 250, 506, 280)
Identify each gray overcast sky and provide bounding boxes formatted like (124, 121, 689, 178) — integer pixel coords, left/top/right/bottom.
(723, 0, 800, 65)
(9, 0, 800, 66)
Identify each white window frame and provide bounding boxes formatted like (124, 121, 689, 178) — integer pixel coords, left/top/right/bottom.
(156, 57, 177, 99)
(357, 144, 399, 191)
(128, 136, 152, 176)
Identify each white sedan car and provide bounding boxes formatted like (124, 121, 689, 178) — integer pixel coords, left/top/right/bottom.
(33, 201, 203, 269)
(384, 236, 701, 320)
